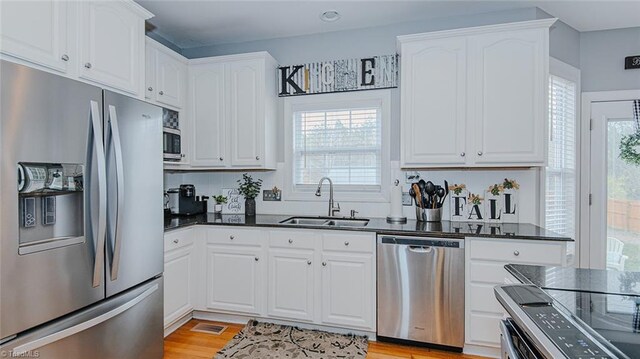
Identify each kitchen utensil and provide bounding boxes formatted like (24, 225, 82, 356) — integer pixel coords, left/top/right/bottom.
(409, 187, 419, 207)
(443, 180, 449, 203)
(436, 186, 446, 207)
(412, 183, 423, 209)
(425, 181, 436, 208)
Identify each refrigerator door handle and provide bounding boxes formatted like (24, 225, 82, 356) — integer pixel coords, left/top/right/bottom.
(107, 105, 124, 281)
(89, 100, 107, 288)
(10, 283, 159, 355)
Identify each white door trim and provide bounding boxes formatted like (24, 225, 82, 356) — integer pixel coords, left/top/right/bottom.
(579, 89, 640, 268)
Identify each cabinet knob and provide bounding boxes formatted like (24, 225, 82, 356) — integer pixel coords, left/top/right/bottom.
(173, 239, 179, 244)
(256, 156, 260, 160)
(255, 257, 259, 262)
(230, 235, 235, 240)
(477, 151, 483, 156)
(307, 260, 312, 265)
(84, 62, 92, 69)
(460, 152, 465, 157)
(219, 157, 224, 161)
(322, 262, 327, 267)
(344, 241, 349, 246)
(513, 250, 520, 256)
(148, 86, 153, 92)
(61, 54, 69, 61)
(288, 239, 293, 244)
(159, 91, 164, 95)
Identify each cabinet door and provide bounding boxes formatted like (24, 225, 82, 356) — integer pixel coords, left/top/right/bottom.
(0, 0, 69, 73)
(78, 1, 141, 95)
(164, 245, 193, 327)
(321, 253, 374, 330)
(189, 64, 227, 167)
(267, 249, 315, 322)
(144, 46, 155, 100)
(205, 245, 263, 315)
(228, 59, 264, 168)
(155, 50, 185, 109)
(400, 37, 468, 167)
(468, 29, 546, 165)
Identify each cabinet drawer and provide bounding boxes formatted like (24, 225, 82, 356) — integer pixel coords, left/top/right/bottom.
(322, 232, 374, 253)
(467, 283, 506, 314)
(205, 227, 262, 246)
(164, 228, 194, 251)
(469, 239, 564, 265)
(269, 230, 318, 250)
(468, 261, 512, 284)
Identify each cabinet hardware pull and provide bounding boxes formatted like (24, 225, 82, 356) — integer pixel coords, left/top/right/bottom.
(460, 152, 465, 157)
(322, 262, 327, 266)
(148, 87, 153, 92)
(513, 250, 520, 256)
(307, 260, 312, 265)
(173, 239, 179, 244)
(219, 157, 223, 161)
(84, 63, 92, 69)
(255, 257, 259, 262)
(159, 91, 164, 95)
(288, 239, 293, 244)
(230, 235, 235, 240)
(344, 241, 349, 246)
(256, 156, 260, 160)
(61, 54, 69, 61)
(477, 151, 483, 156)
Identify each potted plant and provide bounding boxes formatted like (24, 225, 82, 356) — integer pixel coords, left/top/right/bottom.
(237, 173, 262, 216)
(212, 195, 227, 213)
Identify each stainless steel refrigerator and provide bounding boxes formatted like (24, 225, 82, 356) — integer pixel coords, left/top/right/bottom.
(0, 60, 164, 358)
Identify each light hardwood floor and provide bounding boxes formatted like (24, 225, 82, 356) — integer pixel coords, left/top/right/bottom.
(164, 319, 488, 359)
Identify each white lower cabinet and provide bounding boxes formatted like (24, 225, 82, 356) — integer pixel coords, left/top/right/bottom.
(163, 228, 195, 327)
(464, 237, 568, 353)
(267, 248, 315, 321)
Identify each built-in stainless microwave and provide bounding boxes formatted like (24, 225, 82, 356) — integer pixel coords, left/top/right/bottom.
(163, 127, 181, 161)
(162, 108, 182, 161)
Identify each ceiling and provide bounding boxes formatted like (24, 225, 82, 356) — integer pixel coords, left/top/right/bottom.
(136, 0, 640, 49)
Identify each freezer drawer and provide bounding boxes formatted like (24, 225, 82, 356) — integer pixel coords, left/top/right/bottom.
(377, 236, 465, 349)
(0, 277, 163, 359)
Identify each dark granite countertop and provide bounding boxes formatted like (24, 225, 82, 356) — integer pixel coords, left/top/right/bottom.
(164, 213, 573, 241)
(506, 264, 640, 296)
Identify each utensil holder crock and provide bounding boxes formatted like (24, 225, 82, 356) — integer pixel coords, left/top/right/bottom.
(415, 207, 442, 222)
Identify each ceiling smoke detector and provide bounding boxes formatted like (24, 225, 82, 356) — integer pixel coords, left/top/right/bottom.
(320, 10, 341, 22)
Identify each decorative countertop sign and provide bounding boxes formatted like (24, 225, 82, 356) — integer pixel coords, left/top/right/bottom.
(278, 55, 398, 96)
(221, 188, 245, 214)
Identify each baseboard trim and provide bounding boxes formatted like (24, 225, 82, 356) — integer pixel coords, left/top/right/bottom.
(463, 343, 500, 358)
(192, 310, 377, 340)
(164, 312, 193, 337)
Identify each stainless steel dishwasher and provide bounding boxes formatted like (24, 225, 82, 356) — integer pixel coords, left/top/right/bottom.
(377, 235, 465, 350)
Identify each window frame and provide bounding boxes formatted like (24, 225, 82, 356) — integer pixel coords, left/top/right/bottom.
(284, 90, 391, 203)
(540, 57, 581, 241)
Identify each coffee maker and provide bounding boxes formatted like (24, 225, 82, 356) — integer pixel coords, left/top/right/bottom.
(167, 184, 205, 215)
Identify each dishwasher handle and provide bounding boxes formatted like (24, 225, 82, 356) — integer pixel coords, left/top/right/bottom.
(378, 235, 464, 249)
(408, 246, 433, 253)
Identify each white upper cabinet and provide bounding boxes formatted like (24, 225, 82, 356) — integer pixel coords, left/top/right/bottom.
(78, 1, 148, 96)
(145, 38, 187, 109)
(0, 0, 70, 73)
(144, 45, 156, 100)
(400, 37, 468, 167)
(189, 62, 227, 167)
(188, 52, 278, 170)
(468, 29, 547, 165)
(398, 19, 555, 168)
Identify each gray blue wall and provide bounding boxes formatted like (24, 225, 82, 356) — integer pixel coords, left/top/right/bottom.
(580, 27, 640, 92)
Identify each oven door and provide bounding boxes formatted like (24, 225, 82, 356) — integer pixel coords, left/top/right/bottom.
(163, 128, 181, 161)
(500, 319, 543, 359)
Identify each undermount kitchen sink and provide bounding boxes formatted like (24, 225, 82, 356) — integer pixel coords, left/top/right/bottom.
(279, 217, 369, 228)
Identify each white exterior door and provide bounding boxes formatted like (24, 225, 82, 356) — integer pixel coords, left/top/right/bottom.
(155, 50, 184, 109)
(400, 37, 468, 167)
(164, 245, 193, 326)
(229, 59, 264, 167)
(321, 253, 374, 330)
(206, 245, 262, 315)
(589, 100, 640, 272)
(78, 1, 141, 95)
(189, 63, 227, 167)
(469, 29, 546, 165)
(0, 0, 69, 73)
(267, 249, 315, 322)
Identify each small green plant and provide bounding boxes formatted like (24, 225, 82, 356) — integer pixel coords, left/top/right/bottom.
(449, 183, 466, 195)
(468, 193, 483, 205)
(237, 173, 263, 200)
(502, 178, 520, 190)
(213, 195, 227, 204)
(488, 184, 503, 196)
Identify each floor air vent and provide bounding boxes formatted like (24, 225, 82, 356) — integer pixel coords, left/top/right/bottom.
(191, 323, 227, 335)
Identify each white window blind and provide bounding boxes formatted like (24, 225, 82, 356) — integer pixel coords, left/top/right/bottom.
(293, 107, 382, 188)
(545, 74, 577, 237)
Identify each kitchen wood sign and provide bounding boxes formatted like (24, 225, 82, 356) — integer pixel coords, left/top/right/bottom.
(278, 55, 398, 96)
